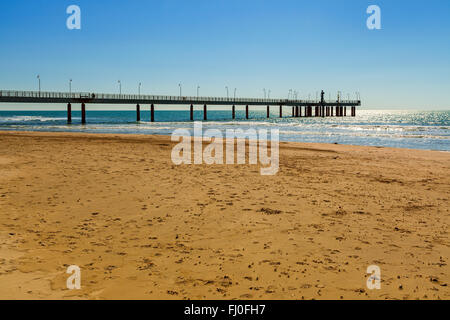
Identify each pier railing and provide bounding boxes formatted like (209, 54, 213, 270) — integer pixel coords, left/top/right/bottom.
(0, 90, 358, 105)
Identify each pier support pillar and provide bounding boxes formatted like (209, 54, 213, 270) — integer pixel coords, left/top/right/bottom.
(151, 104, 155, 122)
(81, 103, 86, 124)
(351, 106, 356, 117)
(136, 104, 140, 122)
(67, 103, 72, 123)
(344, 107, 347, 116)
(267, 106, 270, 118)
(204, 104, 207, 121)
(292, 107, 294, 117)
(279, 105, 282, 118)
(232, 105, 235, 119)
(190, 104, 194, 121)
(246, 105, 249, 119)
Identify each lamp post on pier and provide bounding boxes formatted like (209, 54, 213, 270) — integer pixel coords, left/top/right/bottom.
(37, 75, 41, 96)
(118, 80, 121, 96)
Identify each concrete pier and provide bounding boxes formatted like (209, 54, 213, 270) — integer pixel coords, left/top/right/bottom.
(190, 104, 194, 121)
(67, 103, 72, 123)
(0, 89, 361, 124)
(81, 103, 86, 124)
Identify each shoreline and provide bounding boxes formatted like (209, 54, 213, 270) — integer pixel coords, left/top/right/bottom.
(0, 130, 448, 153)
(0, 130, 449, 300)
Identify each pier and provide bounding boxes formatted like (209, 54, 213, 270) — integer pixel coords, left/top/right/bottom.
(0, 90, 360, 124)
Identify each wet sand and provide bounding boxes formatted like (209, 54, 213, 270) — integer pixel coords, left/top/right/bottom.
(0, 131, 448, 300)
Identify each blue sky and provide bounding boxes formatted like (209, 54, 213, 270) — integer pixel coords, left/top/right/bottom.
(0, 0, 449, 109)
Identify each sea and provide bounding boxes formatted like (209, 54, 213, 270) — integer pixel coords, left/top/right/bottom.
(0, 109, 448, 151)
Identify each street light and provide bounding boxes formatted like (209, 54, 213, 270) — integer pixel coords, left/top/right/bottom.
(179, 83, 182, 97)
(225, 86, 229, 99)
(268, 90, 271, 99)
(69, 79, 72, 94)
(118, 80, 121, 95)
(234, 88, 237, 99)
(138, 82, 141, 96)
(37, 75, 41, 95)
(263, 88, 266, 99)
(197, 86, 200, 98)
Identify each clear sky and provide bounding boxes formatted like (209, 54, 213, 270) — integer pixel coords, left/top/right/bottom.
(0, 0, 449, 109)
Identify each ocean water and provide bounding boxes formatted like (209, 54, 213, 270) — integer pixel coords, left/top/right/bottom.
(0, 109, 448, 151)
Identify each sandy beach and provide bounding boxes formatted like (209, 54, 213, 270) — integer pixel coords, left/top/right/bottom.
(0, 130, 448, 300)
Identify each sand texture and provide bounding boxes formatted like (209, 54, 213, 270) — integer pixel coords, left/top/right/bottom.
(0, 131, 449, 300)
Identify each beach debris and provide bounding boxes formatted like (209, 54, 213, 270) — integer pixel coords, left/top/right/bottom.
(335, 207, 347, 216)
(258, 208, 282, 215)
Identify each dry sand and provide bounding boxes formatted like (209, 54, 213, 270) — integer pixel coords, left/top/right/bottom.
(0, 131, 448, 300)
